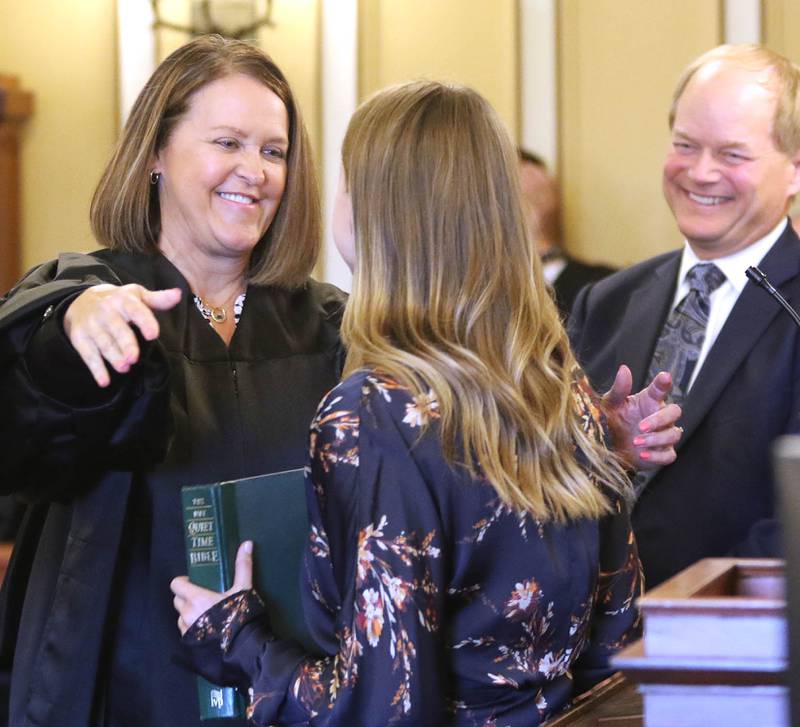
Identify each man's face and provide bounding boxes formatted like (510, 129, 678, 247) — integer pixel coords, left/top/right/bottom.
(518, 160, 560, 252)
(663, 61, 800, 259)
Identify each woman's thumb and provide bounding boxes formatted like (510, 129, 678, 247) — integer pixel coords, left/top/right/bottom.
(231, 540, 254, 592)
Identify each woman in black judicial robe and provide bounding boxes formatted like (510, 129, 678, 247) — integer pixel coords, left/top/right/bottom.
(0, 36, 345, 727)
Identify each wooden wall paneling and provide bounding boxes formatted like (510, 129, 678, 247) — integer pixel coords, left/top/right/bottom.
(0, 75, 33, 295)
(763, 0, 800, 62)
(358, 0, 519, 138)
(558, 0, 722, 268)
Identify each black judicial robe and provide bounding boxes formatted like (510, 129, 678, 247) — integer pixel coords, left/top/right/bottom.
(0, 249, 346, 727)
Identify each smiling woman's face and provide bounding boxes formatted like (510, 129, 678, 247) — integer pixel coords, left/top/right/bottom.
(153, 73, 289, 263)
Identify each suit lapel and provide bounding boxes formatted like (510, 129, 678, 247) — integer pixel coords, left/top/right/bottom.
(679, 225, 800, 447)
(615, 254, 680, 390)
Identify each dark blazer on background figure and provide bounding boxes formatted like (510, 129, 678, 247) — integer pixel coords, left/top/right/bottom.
(569, 221, 800, 588)
(551, 256, 616, 321)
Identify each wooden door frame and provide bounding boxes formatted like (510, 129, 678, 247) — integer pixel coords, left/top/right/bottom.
(0, 75, 33, 295)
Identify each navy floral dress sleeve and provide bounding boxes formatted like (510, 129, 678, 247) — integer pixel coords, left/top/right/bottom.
(182, 370, 642, 726)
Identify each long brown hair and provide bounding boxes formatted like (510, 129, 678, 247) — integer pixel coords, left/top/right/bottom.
(90, 34, 319, 287)
(341, 81, 631, 522)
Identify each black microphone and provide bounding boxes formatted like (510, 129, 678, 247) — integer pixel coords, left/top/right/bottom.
(746, 266, 800, 329)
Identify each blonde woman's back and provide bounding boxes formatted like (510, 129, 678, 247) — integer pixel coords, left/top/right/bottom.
(271, 369, 642, 725)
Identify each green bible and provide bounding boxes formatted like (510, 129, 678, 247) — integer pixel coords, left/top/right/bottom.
(181, 468, 318, 720)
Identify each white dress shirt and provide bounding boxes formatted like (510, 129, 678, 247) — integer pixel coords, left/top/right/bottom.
(673, 218, 788, 392)
(542, 256, 567, 284)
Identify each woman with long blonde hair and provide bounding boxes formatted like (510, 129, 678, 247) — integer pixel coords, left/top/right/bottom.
(174, 80, 681, 725)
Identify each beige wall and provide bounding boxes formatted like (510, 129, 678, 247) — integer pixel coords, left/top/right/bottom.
(6, 1, 800, 279)
(558, 0, 721, 268)
(764, 0, 800, 63)
(0, 0, 117, 270)
(359, 0, 519, 138)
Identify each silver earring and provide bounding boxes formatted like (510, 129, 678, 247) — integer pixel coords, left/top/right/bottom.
(150, 170, 161, 185)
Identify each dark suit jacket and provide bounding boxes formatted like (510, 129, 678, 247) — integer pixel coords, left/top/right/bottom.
(552, 256, 616, 321)
(569, 222, 800, 588)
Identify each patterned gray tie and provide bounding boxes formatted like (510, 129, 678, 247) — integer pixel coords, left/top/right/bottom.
(647, 263, 726, 407)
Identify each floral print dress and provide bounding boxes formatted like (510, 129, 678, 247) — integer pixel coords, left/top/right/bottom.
(183, 369, 642, 726)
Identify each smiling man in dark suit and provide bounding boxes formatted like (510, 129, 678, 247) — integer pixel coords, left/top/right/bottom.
(570, 44, 800, 588)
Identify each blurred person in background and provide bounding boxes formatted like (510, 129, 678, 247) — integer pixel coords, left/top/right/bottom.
(518, 150, 616, 320)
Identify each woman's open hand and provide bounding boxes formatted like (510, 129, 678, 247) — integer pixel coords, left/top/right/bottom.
(602, 364, 683, 470)
(171, 541, 254, 636)
(63, 284, 182, 387)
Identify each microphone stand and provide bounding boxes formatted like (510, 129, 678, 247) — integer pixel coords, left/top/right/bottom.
(746, 266, 800, 329)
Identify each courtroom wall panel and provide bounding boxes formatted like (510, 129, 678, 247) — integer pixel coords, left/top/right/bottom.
(358, 0, 519, 139)
(764, 0, 800, 63)
(6, 1, 800, 277)
(0, 0, 116, 271)
(558, 0, 721, 268)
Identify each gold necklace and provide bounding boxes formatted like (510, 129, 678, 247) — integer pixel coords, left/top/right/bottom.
(195, 296, 227, 323)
